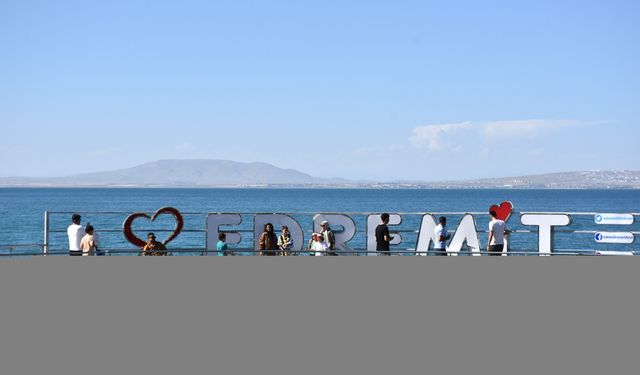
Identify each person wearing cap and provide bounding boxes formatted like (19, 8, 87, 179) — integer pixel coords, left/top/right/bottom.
(307, 233, 319, 256)
(312, 233, 329, 256)
(67, 213, 85, 256)
(320, 221, 337, 256)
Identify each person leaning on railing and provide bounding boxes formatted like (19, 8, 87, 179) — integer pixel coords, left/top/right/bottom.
(141, 232, 168, 256)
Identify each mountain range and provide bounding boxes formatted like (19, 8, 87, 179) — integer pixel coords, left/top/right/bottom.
(0, 160, 334, 187)
(0, 159, 638, 189)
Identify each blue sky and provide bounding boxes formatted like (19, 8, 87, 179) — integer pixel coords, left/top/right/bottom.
(1, 0, 638, 181)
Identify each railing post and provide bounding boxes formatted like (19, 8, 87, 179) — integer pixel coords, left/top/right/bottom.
(43, 211, 50, 255)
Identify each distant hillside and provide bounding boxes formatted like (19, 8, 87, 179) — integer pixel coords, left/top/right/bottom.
(415, 170, 640, 189)
(0, 161, 638, 188)
(0, 160, 328, 187)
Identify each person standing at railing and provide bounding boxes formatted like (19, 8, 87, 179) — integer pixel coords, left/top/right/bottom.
(278, 225, 293, 256)
(487, 210, 507, 256)
(258, 223, 278, 256)
(375, 213, 394, 256)
(312, 233, 329, 256)
(217, 233, 230, 256)
(320, 221, 337, 256)
(433, 216, 451, 256)
(141, 232, 168, 256)
(307, 233, 319, 256)
(67, 213, 84, 256)
(80, 224, 98, 256)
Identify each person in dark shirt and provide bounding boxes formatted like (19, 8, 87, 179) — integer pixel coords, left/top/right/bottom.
(434, 216, 450, 256)
(141, 232, 168, 256)
(320, 220, 337, 256)
(375, 213, 394, 256)
(258, 223, 279, 256)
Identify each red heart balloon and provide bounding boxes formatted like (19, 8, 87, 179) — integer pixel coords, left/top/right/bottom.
(489, 201, 514, 221)
(123, 207, 184, 248)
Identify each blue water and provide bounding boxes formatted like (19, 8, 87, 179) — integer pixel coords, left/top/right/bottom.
(0, 188, 638, 255)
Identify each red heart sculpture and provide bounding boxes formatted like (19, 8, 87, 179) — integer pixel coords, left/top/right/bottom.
(489, 201, 514, 222)
(123, 207, 184, 248)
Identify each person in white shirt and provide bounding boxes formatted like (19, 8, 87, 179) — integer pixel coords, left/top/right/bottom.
(312, 233, 329, 256)
(487, 210, 508, 256)
(67, 213, 84, 256)
(433, 216, 450, 256)
(307, 233, 319, 256)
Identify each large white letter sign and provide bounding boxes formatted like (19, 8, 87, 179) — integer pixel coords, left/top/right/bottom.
(521, 214, 571, 255)
(367, 214, 402, 256)
(254, 214, 304, 253)
(313, 214, 357, 255)
(447, 214, 482, 256)
(206, 214, 242, 253)
(414, 215, 438, 256)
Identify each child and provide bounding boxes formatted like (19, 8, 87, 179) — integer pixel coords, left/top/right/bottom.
(80, 224, 98, 256)
(217, 233, 229, 256)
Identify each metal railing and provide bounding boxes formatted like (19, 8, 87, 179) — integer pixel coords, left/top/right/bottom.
(0, 244, 46, 257)
(0, 210, 637, 258)
(4, 248, 631, 257)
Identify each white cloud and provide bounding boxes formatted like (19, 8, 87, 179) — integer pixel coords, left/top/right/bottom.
(410, 119, 590, 152)
(409, 122, 473, 151)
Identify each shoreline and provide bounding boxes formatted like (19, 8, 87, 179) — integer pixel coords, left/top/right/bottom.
(1, 185, 639, 190)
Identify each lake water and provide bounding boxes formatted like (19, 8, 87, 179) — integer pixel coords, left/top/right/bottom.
(0, 188, 638, 256)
